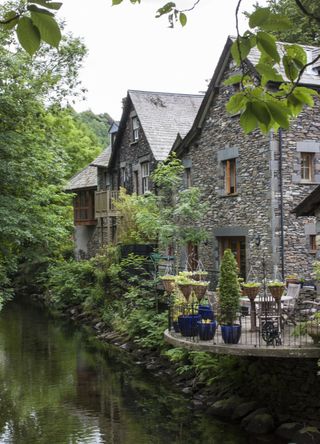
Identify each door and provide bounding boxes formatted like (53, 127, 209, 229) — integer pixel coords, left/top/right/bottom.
(218, 236, 246, 278)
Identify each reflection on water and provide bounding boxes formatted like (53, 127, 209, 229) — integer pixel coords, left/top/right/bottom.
(0, 302, 254, 443)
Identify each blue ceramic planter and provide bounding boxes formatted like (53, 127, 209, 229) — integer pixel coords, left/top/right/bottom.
(221, 325, 241, 344)
(197, 321, 217, 341)
(198, 305, 215, 321)
(178, 314, 201, 337)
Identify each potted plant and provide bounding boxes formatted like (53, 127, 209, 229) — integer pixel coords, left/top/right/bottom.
(191, 280, 209, 302)
(160, 274, 176, 293)
(218, 249, 241, 344)
(293, 312, 320, 345)
(313, 261, 320, 296)
(192, 270, 209, 281)
(285, 274, 300, 287)
(176, 275, 193, 302)
(241, 282, 261, 300)
(197, 318, 217, 341)
(178, 307, 201, 337)
(198, 303, 215, 320)
(267, 280, 285, 301)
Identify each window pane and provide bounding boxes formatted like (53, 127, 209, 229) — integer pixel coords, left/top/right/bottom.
(225, 159, 236, 194)
(301, 153, 313, 181)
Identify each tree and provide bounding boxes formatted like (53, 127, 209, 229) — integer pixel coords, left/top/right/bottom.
(0, 27, 96, 304)
(76, 110, 113, 147)
(267, 0, 320, 45)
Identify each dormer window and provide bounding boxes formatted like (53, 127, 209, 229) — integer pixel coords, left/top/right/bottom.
(132, 116, 140, 142)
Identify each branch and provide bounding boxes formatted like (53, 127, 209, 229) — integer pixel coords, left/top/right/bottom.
(179, 0, 201, 14)
(283, 52, 320, 98)
(235, 0, 247, 87)
(294, 0, 320, 24)
(0, 14, 20, 25)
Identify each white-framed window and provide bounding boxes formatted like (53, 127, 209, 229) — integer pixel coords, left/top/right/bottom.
(132, 116, 140, 142)
(141, 162, 150, 194)
(301, 152, 314, 182)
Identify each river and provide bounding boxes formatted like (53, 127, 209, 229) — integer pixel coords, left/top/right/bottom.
(0, 302, 282, 444)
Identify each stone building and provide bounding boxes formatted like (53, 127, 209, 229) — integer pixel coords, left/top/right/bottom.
(93, 90, 203, 248)
(65, 164, 97, 259)
(173, 36, 320, 284)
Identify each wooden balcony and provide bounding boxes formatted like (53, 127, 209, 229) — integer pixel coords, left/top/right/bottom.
(95, 190, 120, 218)
(73, 190, 96, 226)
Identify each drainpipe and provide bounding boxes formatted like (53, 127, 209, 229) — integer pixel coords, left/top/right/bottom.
(278, 128, 285, 280)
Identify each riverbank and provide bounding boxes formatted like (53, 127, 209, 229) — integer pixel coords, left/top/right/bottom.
(32, 294, 320, 444)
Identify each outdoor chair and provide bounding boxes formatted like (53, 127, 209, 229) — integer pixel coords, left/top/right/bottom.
(281, 283, 301, 325)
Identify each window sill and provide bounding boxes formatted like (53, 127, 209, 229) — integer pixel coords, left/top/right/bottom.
(298, 181, 318, 185)
(310, 250, 317, 255)
(219, 193, 239, 198)
(130, 140, 139, 146)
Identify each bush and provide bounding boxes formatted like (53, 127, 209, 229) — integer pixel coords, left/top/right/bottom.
(47, 260, 96, 309)
(218, 249, 241, 325)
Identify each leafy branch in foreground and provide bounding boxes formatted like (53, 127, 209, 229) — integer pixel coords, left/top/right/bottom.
(0, 0, 62, 55)
(225, 1, 320, 134)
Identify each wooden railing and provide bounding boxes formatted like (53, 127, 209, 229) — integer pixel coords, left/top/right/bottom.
(95, 190, 119, 218)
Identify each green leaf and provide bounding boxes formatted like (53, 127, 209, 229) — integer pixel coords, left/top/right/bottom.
(266, 102, 290, 129)
(256, 31, 280, 63)
(249, 8, 270, 29)
(1, 11, 19, 30)
(293, 87, 315, 107)
(255, 63, 284, 83)
(224, 74, 243, 86)
(226, 92, 246, 115)
(179, 12, 187, 27)
(251, 101, 271, 128)
(285, 44, 307, 69)
(156, 2, 176, 18)
(27, 5, 54, 16)
(16, 17, 41, 56)
(240, 103, 258, 133)
(283, 55, 298, 81)
(31, 11, 61, 48)
(260, 14, 292, 32)
(112, 0, 123, 4)
(28, 0, 62, 10)
(231, 37, 252, 65)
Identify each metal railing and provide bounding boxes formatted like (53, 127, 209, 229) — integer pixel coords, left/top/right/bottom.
(168, 302, 320, 349)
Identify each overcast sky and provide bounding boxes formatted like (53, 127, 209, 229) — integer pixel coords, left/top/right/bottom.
(58, 0, 263, 120)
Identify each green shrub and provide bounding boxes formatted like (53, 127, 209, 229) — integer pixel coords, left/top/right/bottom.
(218, 249, 241, 325)
(47, 260, 96, 309)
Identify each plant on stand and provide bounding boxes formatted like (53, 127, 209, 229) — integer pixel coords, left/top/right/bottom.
(242, 282, 261, 332)
(218, 249, 242, 344)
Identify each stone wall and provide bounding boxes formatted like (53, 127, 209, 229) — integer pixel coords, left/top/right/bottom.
(110, 97, 157, 195)
(179, 56, 319, 284)
(236, 357, 320, 423)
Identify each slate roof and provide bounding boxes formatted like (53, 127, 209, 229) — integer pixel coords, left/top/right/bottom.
(65, 165, 97, 191)
(90, 146, 112, 168)
(246, 40, 320, 87)
(128, 90, 203, 161)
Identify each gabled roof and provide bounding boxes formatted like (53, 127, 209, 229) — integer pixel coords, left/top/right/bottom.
(128, 90, 203, 161)
(65, 165, 97, 192)
(293, 185, 320, 216)
(110, 90, 203, 165)
(173, 36, 320, 156)
(109, 121, 119, 135)
(90, 146, 112, 168)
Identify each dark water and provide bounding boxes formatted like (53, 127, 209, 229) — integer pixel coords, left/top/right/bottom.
(0, 302, 280, 444)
